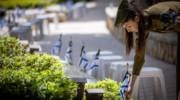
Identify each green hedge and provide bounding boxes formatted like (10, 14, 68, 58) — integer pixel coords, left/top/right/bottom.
(85, 79, 121, 100)
(0, 36, 25, 58)
(0, 67, 77, 99)
(0, 0, 92, 9)
(0, 0, 53, 9)
(0, 36, 78, 100)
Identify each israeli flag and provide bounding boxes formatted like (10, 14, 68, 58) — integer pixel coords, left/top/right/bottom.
(120, 71, 131, 100)
(64, 40, 73, 65)
(87, 59, 99, 70)
(51, 42, 61, 55)
(79, 45, 89, 70)
(51, 34, 62, 55)
(86, 49, 100, 76)
(86, 57, 100, 77)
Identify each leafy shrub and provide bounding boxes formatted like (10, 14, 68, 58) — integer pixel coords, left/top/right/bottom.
(0, 0, 52, 9)
(85, 79, 120, 100)
(0, 54, 78, 99)
(0, 68, 38, 99)
(1, 54, 63, 70)
(0, 67, 77, 99)
(0, 36, 78, 100)
(0, 36, 25, 57)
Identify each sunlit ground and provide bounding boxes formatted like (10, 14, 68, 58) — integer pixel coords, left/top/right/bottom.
(49, 21, 109, 35)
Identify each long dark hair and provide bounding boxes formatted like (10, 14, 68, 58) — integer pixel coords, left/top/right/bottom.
(122, 8, 146, 55)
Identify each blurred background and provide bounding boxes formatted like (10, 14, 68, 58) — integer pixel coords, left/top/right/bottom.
(0, 0, 179, 100)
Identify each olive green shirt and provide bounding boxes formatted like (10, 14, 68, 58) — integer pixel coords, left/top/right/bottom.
(132, 2, 180, 75)
(143, 1, 180, 16)
(115, 1, 179, 75)
(143, 1, 180, 32)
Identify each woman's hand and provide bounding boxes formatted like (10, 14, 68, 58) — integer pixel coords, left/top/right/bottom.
(125, 75, 138, 100)
(125, 83, 133, 100)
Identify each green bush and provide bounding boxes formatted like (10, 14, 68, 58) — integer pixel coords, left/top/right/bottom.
(0, 67, 77, 99)
(0, 36, 25, 57)
(0, 0, 53, 9)
(1, 53, 63, 70)
(0, 36, 78, 100)
(85, 79, 121, 100)
(0, 54, 78, 99)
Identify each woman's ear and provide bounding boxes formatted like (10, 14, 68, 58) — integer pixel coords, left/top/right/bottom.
(135, 16, 140, 23)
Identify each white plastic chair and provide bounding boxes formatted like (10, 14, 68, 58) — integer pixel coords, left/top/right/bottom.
(130, 67, 167, 100)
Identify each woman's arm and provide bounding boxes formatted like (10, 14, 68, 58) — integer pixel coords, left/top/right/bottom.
(126, 75, 138, 100)
(126, 39, 146, 99)
(132, 43, 145, 75)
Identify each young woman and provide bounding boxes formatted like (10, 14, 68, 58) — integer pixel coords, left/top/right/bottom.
(115, 0, 179, 99)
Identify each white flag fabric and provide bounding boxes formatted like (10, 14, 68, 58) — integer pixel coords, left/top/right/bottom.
(64, 41, 73, 65)
(79, 45, 89, 70)
(86, 58, 100, 77)
(86, 58, 99, 71)
(51, 41, 62, 55)
(86, 49, 101, 76)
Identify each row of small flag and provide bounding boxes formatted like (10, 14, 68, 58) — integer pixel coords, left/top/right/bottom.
(51, 35, 131, 100)
(64, 42, 101, 74)
(50, 35, 101, 72)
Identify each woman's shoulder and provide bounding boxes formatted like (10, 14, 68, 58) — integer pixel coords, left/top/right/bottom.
(143, 1, 180, 16)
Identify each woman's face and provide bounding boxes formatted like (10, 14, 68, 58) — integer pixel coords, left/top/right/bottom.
(123, 16, 139, 33)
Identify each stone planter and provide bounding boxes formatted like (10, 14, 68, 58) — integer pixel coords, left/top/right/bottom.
(64, 65, 95, 100)
(72, 78, 86, 100)
(85, 89, 104, 100)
